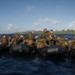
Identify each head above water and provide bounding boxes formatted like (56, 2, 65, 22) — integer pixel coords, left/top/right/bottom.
(14, 33, 19, 39)
(29, 30, 34, 34)
(8, 35, 13, 39)
(73, 34, 75, 39)
(2, 34, 7, 39)
(50, 29, 54, 33)
(20, 34, 23, 38)
(49, 29, 55, 37)
(31, 30, 34, 34)
(43, 28, 48, 33)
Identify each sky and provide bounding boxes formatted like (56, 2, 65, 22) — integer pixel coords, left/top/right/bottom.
(0, 0, 75, 33)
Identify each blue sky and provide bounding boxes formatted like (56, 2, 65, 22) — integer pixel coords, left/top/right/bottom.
(0, 0, 75, 33)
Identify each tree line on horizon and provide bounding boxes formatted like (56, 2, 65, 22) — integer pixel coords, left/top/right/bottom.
(16, 29, 75, 34)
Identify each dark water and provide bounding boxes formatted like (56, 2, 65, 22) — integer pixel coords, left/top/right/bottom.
(0, 55, 75, 75)
(0, 34, 75, 75)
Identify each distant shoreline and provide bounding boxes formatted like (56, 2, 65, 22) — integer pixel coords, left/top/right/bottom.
(16, 30, 75, 35)
(0, 30, 75, 35)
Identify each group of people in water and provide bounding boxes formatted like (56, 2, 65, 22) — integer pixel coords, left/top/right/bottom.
(0, 28, 75, 52)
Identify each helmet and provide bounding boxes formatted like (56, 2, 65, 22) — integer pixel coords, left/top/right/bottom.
(43, 28, 47, 33)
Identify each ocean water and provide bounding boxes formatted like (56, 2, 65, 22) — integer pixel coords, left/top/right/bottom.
(0, 34, 75, 75)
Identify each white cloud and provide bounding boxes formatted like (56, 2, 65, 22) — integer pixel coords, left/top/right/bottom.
(0, 24, 19, 34)
(7, 24, 13, 31)
(33, 18, 59, 26)
(27, 6, 33, 12)
(51, 20, 59, 25)
(33, 22, 42, 26)
(33, 18, 43, 26)
(44, 18, 52, 22)
(5, 24, 19, 33)
(69, 20, 75, 29)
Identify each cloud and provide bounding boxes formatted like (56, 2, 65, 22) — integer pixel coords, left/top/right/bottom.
(33, 18, 43, 26)
(69, 20, 75, 29)
(33, 21, 42, 26)
(5, 24, 19, 33)
(33, 18, 59, 26)
(27, 6, 33, 12)
(44, 18, 52, 22)
(51, 20, 59, 25)
(7, 24, 13, 31)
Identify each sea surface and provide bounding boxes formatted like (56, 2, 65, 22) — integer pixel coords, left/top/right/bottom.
(0, 34, 75, 75)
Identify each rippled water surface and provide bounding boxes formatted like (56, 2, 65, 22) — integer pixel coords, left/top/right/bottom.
(0, 55, 75, 75)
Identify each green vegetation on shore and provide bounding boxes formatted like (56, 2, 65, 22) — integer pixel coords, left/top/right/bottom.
(55, 29, 75, 34)
(16, 29, 75, 34)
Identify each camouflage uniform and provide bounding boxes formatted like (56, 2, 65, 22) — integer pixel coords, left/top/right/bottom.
(23, 36, 29, 44)
(0, 38, 8, 45)
(28, 31, 35, 41)
(42, 29, 51, 46)
(13, 34, 20, 44)
(36, 36, 47, 49)
(43, 28, 50, 36)
(0, 37, 2, 44)
(57, 36, 69, 49)
(7, 34, 19, 47)
(69, 39, 75, 51)
(49, 30, 57, 46)
(23, 36, 35, 47)
(18, 34, 24, 44)
(0, 34, 8, 45)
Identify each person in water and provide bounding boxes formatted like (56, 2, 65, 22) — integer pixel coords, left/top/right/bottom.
(56, 36, 69, 50)
(18, 34, 24, 44)
(49, 30, 57, 46)
(0, 34, 8, 50)
(69, 34, 75, 51)
(0, 34, 8, 45)
(0, 36, 1, 45)
(26, 30, 36, 47)
(28, 30, 35, 40)
(42, 28, 53, 46)
(43, 28, 50, 36)
(36, 35, 47, 49)
(7, 34, 19, 47)
(7, 35, 13, 47)
(23, 35, 35, 47)
(8, 35, 13, 42)
(43, 29, 49, 45)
